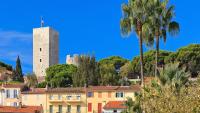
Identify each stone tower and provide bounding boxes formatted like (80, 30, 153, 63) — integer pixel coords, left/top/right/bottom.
(33, 27, 59, 81)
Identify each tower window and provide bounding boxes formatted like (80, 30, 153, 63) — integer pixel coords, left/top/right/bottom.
(40, 48, 42, 51)
(40, 59, 42, 62)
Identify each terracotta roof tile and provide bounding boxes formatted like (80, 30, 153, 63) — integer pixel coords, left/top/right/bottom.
(0, 105, 42, 113)
(1, 83, 25, 88)
(87, 85, 141, 92)
(22, 88, 46, 94)
(103, 101, 127, 109)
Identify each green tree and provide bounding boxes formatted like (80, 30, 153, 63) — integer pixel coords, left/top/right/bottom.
(73, 55, 99, 87)
(158, 63, 189, 92)
(99, 63, 119, 85)
(46, 64, 77, 87)
(164, 44, 200, 77)
(119, 62, 131, 78)
(15, 56, 24, 82)
(148, 0, 180, 77)
(99, 56, 129, 71)
(120, 0, 153, 86)
(131, 50, 171, 76)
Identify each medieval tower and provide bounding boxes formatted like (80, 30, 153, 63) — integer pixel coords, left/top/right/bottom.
(33, 26, 59, 81)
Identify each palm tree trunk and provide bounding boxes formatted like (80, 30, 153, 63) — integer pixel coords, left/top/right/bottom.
(138, 30, 144, 87)
(155, 35, 159, 77)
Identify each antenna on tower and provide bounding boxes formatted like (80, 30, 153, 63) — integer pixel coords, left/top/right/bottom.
(41, 16, 44, 27)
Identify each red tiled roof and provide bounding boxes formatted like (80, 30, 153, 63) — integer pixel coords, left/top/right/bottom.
(0, 105, 42, 113)
(21, 88, 46, 94)
(1, 83, 25, 88)
(87, 85, 141, 92)
(103, 101, 127, 109)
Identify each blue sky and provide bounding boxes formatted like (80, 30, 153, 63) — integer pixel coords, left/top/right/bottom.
(0, 0, 200, 73)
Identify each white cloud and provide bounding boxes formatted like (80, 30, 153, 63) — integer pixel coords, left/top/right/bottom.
(0, 29, 33, 73)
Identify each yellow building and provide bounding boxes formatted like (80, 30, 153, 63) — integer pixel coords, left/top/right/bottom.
(86, 85, 140, 113)
(21, 87, 87, 113)
(21, 88, 47, 112)
(0, 83, 25, 106)
(46, 87, 87, 113)
(21, 85, 140, 113)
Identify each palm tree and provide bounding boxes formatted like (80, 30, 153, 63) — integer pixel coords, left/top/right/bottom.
(158, 63, 189, 92)
(148, 0, 180, 77)
(120, 0, 153, 86)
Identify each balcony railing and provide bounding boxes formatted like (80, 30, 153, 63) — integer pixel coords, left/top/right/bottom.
(49, 96, 82, 103)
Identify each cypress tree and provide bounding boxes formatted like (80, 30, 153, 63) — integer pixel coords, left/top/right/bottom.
(15, 56, 24, 82)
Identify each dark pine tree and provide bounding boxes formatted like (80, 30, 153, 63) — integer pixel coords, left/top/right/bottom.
(15, 56, 24, 82)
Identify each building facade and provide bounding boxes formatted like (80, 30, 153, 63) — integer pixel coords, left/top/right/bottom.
(33, 27, 59, 81)
(86, 86, 140, 113)
(21, 85, 140, 113)
(66, 54, 79, 66)
(0, 84, 25, 106)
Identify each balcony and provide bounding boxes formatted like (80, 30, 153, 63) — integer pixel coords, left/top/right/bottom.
(49, 96, 64, 103)
(49, 95, 82, 103)
(65, 96, 82, 103)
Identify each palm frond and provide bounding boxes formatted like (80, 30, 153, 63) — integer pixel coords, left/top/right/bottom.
(168, 21, 180, 37)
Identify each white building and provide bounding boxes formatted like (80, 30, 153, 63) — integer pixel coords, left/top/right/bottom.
(33, 27, 59, 82)
(66, 54, 79, 66)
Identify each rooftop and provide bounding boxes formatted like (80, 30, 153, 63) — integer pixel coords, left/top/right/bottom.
(103, 101, 127, 109)
(87, 85, 141, 92)
(0, 105, 42, 113)
(22, 88, 46, 94)
(1, 83, 25, 89)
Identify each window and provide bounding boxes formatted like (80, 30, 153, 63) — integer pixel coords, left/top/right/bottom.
(88, 103, 92, 112)
(77, 95, 81, 100)
(108, 92, 111, 98)
(40, 48, 42, 51)
(49, 105, 53, 113)
(67, 105, 71, 113)
(58, 105, 62, 113)
(116, 92, 124, 98)
(6, 90, 10, 98)
(87, 92, 93, 97)
(98, 92, 102, 98)
(77, 105, 81, 113)
(49, 95, 53, 100)
(58, 95, 62, 100)
(113, 110, 117, 113)
(14, 102, 17, 107)
(67, 95, 72, 100)
(40, 59, 42, 62)
(13, 90, 17, 98)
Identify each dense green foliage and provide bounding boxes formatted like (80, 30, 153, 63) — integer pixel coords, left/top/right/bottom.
(130, 50, 172, 76)
(36, 81, 47, 88)
(166, 44, 200, 77)
(98, 56, 129, 85)
(99, 63, 119, 85)
(73, 56, 99, 87)
(46, 64, 77, 87)
(124, 64, 200, 113)
(125, 44, 200, 78)
(99, 56, 128, 70)
(14, 56, 24, 82)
